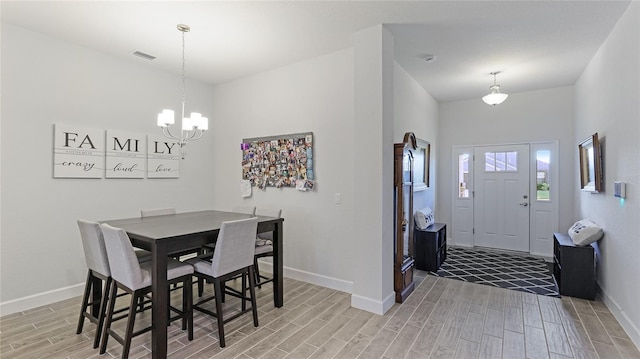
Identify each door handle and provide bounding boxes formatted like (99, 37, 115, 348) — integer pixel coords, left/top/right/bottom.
(520, 202, 528, 207)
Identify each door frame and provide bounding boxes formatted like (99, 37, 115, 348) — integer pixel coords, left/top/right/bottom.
(451, 141, 559, 257)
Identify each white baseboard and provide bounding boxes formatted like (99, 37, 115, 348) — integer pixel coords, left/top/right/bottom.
(3, 263, 391, 318)
(258, 260, 396, 315)
(597, 281, 640, 351)
(450, 242, 474, 249)
(382, 291, 396, 314)
(529, 252, 553, 262)
(257, 260, 353, 294)
(351, 291, 395, 315)
(0, 283, 85, 317)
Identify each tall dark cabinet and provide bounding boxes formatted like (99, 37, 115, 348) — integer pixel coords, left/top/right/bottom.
(393, 132, 417, 303)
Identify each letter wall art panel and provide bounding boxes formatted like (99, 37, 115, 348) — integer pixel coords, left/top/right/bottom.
(105, 130, 146, 178)
(53, 124, 180, 179)
(53, 124, 105, 178)
(146, 135, 180, 178)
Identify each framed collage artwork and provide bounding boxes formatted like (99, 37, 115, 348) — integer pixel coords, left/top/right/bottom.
(241, 132, 314, 190)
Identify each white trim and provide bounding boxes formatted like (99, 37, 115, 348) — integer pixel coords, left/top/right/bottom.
(0, 283, 85, 317)
(351, 291, 395, 315)
(449, 243, 474, 249)
(259, 260, 395, 315)
(454, 243, 474, 248)
(598, 282, 640, 351)
(414, 183, 428, 192)
(451, 145, 474, 248)
(257, 260, 353, 294)
(529, 141, 559, 257)
(529, 251, 553, 262)
(452, 141, 559, 256)
(3, 262, 385, 317)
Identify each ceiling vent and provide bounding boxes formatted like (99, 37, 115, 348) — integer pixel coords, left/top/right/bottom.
(132, 51, 156, 60)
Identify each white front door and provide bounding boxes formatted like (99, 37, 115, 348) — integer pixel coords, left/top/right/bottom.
(473, 144, 530, 252)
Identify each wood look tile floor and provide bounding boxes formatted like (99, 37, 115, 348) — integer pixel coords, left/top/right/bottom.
(1, 272, 639, 359)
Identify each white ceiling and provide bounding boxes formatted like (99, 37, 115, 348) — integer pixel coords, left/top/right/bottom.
(1, 1, 630, 103)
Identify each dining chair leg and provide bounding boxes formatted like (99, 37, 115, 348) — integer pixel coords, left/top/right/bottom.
(167, 289, 171, 327)
(100, 282, 118, 354)
(248, 266, 259, 327)
(122, 291, 140, 359)
(254, 257, 262, 289)
(213, 278, 226, 347)
(241, 273, 247, 312)
(181, 278, 188, 331)
(198, 277, 204, 297)
(184, 277, 193, 341)
(93, 277, 112, 349)
(76, 270, 93, 335)
(90, 275, 102, 317)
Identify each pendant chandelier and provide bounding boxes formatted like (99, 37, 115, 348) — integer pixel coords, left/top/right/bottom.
(482, 71, 509, 106)
(157, 24, 208, 155)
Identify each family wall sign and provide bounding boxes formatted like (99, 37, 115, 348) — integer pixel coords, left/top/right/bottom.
(53, 124, 180, 179)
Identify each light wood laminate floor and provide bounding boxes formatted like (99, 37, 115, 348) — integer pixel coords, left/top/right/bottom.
(1, 272, 639, 359)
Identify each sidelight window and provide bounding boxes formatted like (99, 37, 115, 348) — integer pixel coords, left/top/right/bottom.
(458, 153, 470, 198)
(536, 150, 551, 201)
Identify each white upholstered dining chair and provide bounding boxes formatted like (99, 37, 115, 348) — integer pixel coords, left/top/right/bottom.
(232, 205, 256, 215)
(75, 220, 151, 349)
(140, 207, 176, 217)
(198, 205, 257, 296)
(99, 224, 194, 359)
(186, 217, 259, 348)
(200, 205, 256, 257)
(254, 208, 282, 288)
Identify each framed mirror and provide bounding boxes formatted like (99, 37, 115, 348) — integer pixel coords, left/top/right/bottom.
(578, 133, 603, 192)
(413, 138, 431, 191)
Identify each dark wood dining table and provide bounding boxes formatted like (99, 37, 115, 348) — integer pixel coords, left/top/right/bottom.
(102, 210, 284, 359)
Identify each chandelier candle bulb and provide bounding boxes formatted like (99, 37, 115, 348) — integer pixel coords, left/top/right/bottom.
(181, 116, 193, 131)
(189, 113, 208, 131)
(157, 109, 175, 127)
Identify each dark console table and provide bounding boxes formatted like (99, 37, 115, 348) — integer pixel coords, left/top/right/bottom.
(414, 223, 447, 272)
(553, 232, 597, 300)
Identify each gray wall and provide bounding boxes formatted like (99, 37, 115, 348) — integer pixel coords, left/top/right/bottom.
(574, 2, 640, 347)
(1, 22, 441, 316)
(209, 47, 357, 295)
(438, 86, 576, 238)
(1, 23, 217, 306)
(394, 63, 439, 213)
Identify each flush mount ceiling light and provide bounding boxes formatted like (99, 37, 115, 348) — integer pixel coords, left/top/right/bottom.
(482, 71, 509, 106)
(157, 24, 208, 158)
